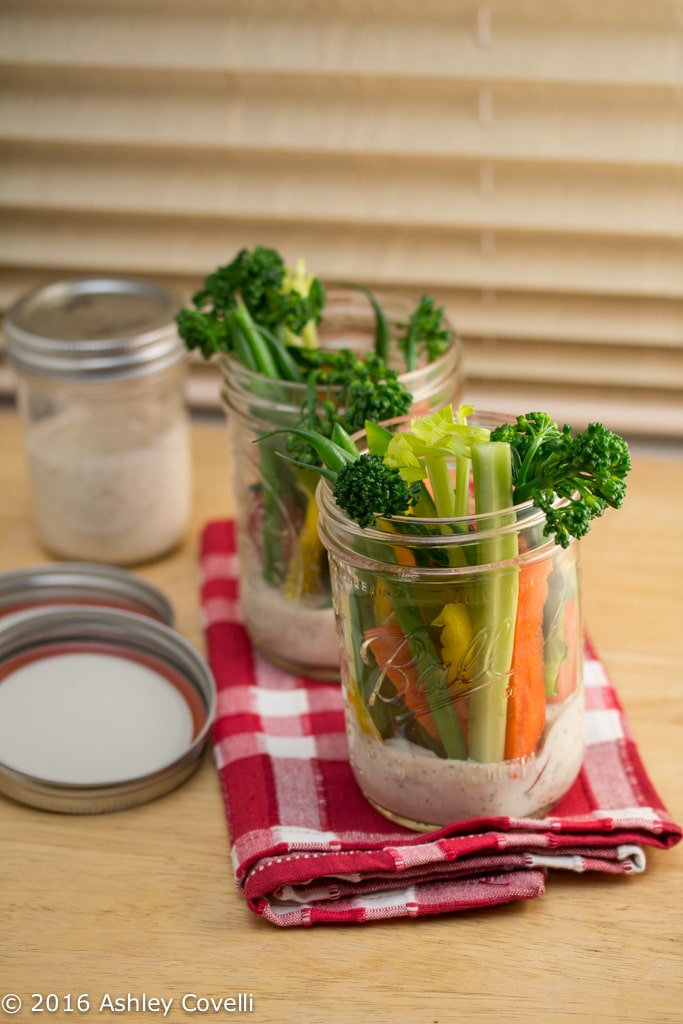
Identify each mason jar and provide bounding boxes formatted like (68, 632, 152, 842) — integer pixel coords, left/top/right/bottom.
(316, 416, 584, 828)
(220, 289, 465, 680)
(5, 277, 191, 565)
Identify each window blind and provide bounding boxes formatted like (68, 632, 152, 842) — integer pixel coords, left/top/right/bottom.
(1, 0, 682, 439)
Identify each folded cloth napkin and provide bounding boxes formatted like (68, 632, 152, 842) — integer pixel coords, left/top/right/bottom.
(200, 520, 681, 927)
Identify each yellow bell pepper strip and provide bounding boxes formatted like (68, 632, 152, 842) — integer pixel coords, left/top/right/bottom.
(432, 603, 475, 743)
(432, 603, 474, 688)
(373, 579, 394, 624)
(283, 495, 325, 600)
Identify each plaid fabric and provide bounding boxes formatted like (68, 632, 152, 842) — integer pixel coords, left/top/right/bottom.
(200, 520, 681, 927)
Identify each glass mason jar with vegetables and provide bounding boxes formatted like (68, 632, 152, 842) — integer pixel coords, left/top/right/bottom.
(177, 247, 464, 679)
(286, 404, 631, 827)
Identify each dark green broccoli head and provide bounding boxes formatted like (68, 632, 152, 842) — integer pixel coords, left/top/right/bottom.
(222, 246, 287, 325)
(286, 349, 412, 465)
(491, 412, 570, 476)
(332, 453, 419, 528)
(530, 490, 595, 549)
(175, 308, 229, 359)
(342, 353, 411, 434)
(397, 294, 453, 370)
(181, 246, 326, 359)
(568, 422, 631, 509)
(491, 411, 631, 548)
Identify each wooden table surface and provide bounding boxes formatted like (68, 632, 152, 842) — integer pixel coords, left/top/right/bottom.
(1, 406, 682, 1024)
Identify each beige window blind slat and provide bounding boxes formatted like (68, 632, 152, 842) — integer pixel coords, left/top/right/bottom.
(2, 1, 682, 84)
(3, 145, 683, 240)
(4, 212, 682, 299)
(469, 384, 683, 440)
(441, 289, 683, 349)
(465, 338, 683, 390)
(2, 275, 679, 351)
(1, 0, 682, 442)
(3, 67, 682, 168)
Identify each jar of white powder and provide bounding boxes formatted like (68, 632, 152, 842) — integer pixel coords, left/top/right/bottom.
(6, 277, 191, 565)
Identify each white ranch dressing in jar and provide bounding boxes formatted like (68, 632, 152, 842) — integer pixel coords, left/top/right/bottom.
(24, 409, 190, 564)
(5, 277, 191, 565)
(348, 692, 585, 827)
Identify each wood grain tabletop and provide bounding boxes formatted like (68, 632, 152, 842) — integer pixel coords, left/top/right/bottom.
(1, 407, 681, 1024)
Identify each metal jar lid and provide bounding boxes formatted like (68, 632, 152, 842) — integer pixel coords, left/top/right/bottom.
(4, 276, 186, 380)
(0, 606, 216, 814)
(0, 562, 174, 626)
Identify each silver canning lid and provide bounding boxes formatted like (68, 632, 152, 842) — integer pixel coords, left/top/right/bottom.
(0, 606, 216, 814)
(4, 277, 185, 380)
(0, 563, 174, 626)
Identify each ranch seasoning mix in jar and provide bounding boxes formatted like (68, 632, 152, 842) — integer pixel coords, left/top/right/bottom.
(5, 277, 192, 565)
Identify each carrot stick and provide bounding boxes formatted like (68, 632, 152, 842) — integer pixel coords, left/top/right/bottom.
(376, 519, 417, 568)
(363, 624, 440, 741)
(547, 599, 580, 705)
(504, 558, 552, 760)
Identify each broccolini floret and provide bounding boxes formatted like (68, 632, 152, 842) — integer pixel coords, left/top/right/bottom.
(174, 308, 226, 361)
(333, 453, 421, 528)
(197, 245, 325, 336)
(299, 350, 411, 434)
(490, 412, 632, 548)
(258, 427, 420, 528)
(397, 294, 453, 371)
(285, 349, 412, 468)
(176, 246, 325, 367)
(177, 246, 455, 383)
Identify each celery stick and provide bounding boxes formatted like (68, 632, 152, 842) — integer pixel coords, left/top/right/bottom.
(467, 441, 519, 763)
(453, 455, 470, 518)
(425, 454, 455, 518)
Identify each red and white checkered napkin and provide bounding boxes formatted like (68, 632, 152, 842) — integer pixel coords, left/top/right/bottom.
(200, 520, 681, 928)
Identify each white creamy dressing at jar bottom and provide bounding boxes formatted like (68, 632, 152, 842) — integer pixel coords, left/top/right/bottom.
(25, 411, 191, 565)
(348, 690, 585, 827)
(239, 566, 340, 677)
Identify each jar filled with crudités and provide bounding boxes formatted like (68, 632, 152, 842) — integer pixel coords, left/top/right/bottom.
(6, 277, 191, 565)
(220, 288, 465, 680)
(313, 406, 631, 827)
